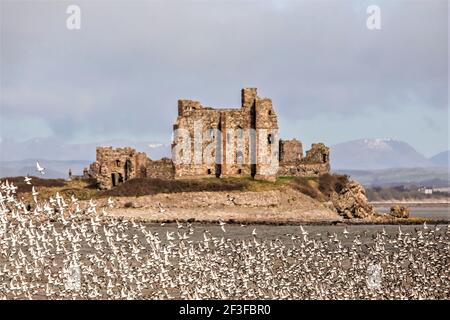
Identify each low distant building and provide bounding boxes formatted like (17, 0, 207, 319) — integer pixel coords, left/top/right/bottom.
(432, 187, 450, 193)
(418, 187, 433, 195)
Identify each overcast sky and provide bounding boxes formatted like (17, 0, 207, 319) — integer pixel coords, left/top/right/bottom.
(1, 0, 448, 156)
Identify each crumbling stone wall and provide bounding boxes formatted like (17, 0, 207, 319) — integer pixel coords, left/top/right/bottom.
(303, 143, 330, 164)
(278, 142, 330, 177)
(88, 147, 174, 190)
(280, 139, 303, 163)
(88, 147, 146, 190)
(145, 157, 174, 180)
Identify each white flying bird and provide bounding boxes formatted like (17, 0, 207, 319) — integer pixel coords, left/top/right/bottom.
(300, 225, 308, 236)
(107, 197, 114, 208)
(36, 162, 45, 175)
(166, 231, 175, 241)
(343, 227, 349, 238)
(158, 202, 166, 213)
(24, 176, 32, 185)
(219, 221, 226, 233)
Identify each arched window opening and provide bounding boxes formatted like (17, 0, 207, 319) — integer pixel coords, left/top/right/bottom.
(208, 128, 215, 140)
(237, 127, 243, 139)
(236, 151, 244, 163)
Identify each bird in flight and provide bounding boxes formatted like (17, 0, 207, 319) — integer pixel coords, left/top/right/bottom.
(36, 162, 45, 175)
(343, 227, 349, 238)
(219, 221, 226, 233)
(107, 197, 114, 208)
(24, 176, 32, 185)
(158, 202, 166, 213)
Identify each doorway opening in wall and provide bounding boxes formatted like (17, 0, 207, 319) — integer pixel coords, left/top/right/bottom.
(111, 173, 117, 187)
(215, 164, 221, 178)
(125, 160, 132, 181)
(250, 164, 256, 179)
(207, 169, 212, 175)
(238, 169, 242, 175)
(140, 166, 147, 178)
(322, 154, 327, 163)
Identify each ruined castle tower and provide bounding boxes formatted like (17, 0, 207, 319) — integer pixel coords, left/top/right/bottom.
(88, 147, 149, 190)
(172, 88, 279, 181)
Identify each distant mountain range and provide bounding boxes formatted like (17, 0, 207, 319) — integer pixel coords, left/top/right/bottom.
(0, 159, 92, 179)
(330, 138, 449, 187)
(330, 138, 447, 170)
(335, 167, 450, 188)
(0, 137, 171, 162)
(0, 137, 171, 178)
(0, 137, 448, 185)
(430, 150, 449, 167)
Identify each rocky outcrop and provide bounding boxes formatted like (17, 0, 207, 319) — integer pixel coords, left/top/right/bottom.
(330, 180, 375, 219)
(388, 205, 410, 218)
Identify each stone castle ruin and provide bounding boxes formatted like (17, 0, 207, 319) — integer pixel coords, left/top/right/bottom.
(172, 88, 280, 180)
(88, 148, 174, 190)
(88, 88, 330, 190)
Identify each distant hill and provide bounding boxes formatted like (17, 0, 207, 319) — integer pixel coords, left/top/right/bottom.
(430, 150, 449, 167)
(0, 159, 91, 179)
(331, 138, 434, 170)
(0, 137, 171, 162)
(0, 138, 171, 179)
(335, 167, 450, 187)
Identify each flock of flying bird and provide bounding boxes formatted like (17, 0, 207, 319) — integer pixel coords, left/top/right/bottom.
(0, 163, 448, 300)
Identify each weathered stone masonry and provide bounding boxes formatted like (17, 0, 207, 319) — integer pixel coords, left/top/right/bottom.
(88, 88, 330, 189)
(88, 147, 174, 190)
(278, 141, 330, 177)
(172, 88, 279, 181)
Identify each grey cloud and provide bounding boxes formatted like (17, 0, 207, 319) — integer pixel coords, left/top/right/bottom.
(0, 0, 448, 154)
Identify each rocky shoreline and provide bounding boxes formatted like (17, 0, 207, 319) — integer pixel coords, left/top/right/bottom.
(97, 213, 450, 226)
(90, 179, 448, 225)
(104, 216, 448, 226)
